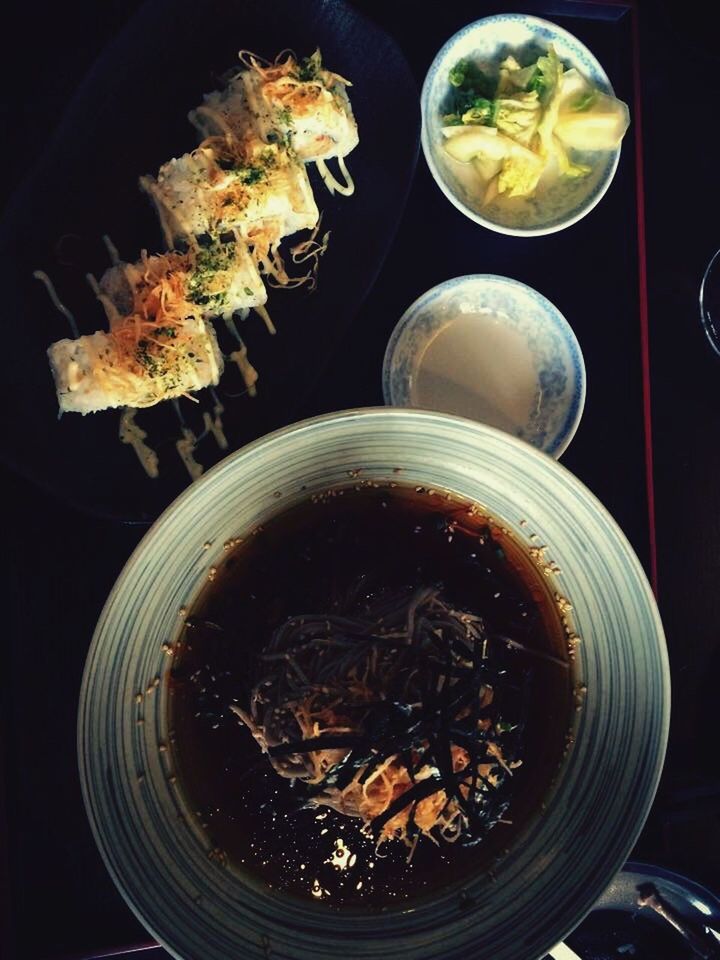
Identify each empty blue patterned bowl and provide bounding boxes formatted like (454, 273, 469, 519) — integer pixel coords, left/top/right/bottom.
(421, 14, 625, 235)
(79, 408, 668, 960)
(382, 275, 586, 457)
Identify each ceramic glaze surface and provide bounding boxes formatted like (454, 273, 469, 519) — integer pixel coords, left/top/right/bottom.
(79, 409, 668, 960)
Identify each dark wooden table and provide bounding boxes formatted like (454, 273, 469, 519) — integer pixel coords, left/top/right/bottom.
(1, 1, 718, 958)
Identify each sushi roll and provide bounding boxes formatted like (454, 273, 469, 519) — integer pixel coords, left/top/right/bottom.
(100, 240, 267, 323)
(237, 52, 358, 163)
(140, 140, 318, 249)
(48, 317, 223, 414)
(184, 240, 267, 318)
(47, 262, 224, 414)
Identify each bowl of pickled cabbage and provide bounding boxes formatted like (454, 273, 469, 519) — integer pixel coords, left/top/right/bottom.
(421, 14, 631, 236)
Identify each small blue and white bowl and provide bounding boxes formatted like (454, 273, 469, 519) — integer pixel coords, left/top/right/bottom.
(421, 14, 624, 235)
(383, 275, 586, 458)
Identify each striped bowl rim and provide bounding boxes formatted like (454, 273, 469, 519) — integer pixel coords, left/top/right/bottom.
(79, 408, 669, 960)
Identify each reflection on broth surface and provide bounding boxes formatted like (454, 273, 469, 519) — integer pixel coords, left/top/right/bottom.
(170, 483, 576, 907)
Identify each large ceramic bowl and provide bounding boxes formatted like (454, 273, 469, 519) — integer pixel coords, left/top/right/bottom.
(79, 409, 669, 960)
(421, 14, 625, 236)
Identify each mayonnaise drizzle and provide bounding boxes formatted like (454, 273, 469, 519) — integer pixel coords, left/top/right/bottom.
(229, 345, 259, 397)
(176, 427, 204, 480)
(86, 273, 122, 327)
(119, 408, 159, 478)
(253, 303, 276, 335)
(33, 270, 80, 338)
(314, 156, 355, 196)
(222, 313, 259, 396)
(102, 234, 121, 265)
(203, 395, 228, 450)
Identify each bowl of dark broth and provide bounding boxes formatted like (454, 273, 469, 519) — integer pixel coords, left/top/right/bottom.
(79, 408, 669, 960)
(173, 483, 572, 908)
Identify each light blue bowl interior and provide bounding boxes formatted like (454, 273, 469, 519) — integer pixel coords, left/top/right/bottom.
(383, 275, 586, 457)
(420, 14, 622, 235)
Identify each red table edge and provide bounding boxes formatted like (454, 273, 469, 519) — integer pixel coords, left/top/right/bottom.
(570, 0, 657, 598)
(630, 2, 659, 598)
(565, 0, 658, 599)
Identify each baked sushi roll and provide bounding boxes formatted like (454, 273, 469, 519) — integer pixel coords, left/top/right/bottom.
(189, 51, 358, 163)
(48, 318, 222, 415)
(140, 140, 318, 249)
(100, 240, 267, 323)
(236, 50, 358, 163)
(47, 263, 223, 414)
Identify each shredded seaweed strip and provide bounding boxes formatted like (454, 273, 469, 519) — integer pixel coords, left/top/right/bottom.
(232, 587, 535, 854)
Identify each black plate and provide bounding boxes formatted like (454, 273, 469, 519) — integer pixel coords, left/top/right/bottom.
(0, 0, 419, 521)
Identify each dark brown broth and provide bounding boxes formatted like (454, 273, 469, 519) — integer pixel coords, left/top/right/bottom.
(169, 484, 575, 909)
